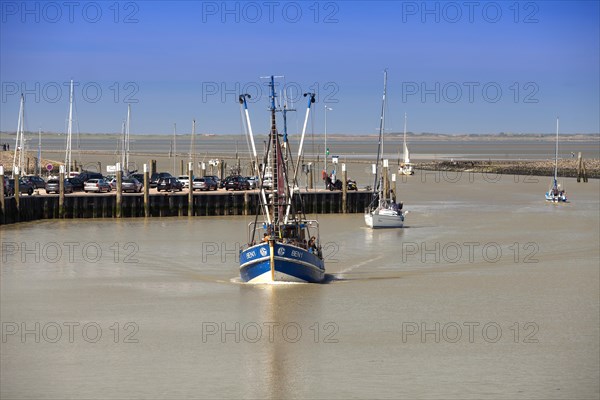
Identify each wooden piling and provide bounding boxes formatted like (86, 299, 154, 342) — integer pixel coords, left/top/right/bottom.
(577, 152, 588, 183)
(188, 163, 194, 216)
(0, 166, 5, 216)
(342, 165, 347, 214)
(58, 168, 64, 218)
(143, 164, 150, 217)
(116, 164, 122, 218)
(14, 170, 20, 214)
(382, 164, 389, 199)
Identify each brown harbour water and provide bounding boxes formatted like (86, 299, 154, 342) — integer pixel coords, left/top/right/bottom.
(1, 168, 598, 399)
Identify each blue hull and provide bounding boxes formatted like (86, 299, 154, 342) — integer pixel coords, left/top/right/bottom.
(239, 242, 325, 283)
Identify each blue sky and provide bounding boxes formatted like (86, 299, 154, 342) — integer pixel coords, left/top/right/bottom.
(1, 0, 598, 135)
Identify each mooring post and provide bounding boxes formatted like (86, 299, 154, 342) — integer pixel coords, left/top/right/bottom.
(14, 167, 21, 213)
(342, 163, 347, 214)
(392, 173, 397, 202)
(188, 162, 194, 216)
(143, 163, 150, 217)
(116, 162, 122, 218)
(0, 166, 5, 215)
(58, 165, 64, 218)
(383, 159, 389, 199)
(244, 191, 249, 215)
(308, 163, 313, 189)
(150, 159, 156, 176)
(577, 152, 588, 183)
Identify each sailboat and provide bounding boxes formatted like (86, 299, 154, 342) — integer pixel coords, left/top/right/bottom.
(545, 118, 567, 202)
(64, 79, 74, 176)
(238, 75, 325, 283)
(12, 94, 26, 176)
(365, 70, 405, 229)
(399, 113, 414, 175)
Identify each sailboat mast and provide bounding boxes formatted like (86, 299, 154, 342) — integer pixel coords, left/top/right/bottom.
(125, 104, 131, 174)
(554, 117, 559, 184)
(372, 70, 387, 199)
(190, 118, 195, 169)
(38, 127, 41, 175)
(65, 79, 74, 176)
(172, 123, 177, 175)
(12, 94, 25, 176)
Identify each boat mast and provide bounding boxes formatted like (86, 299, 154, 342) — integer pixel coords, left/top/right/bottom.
(239, 93, 271, 224)
(37, 127, 41, 175)
(12, 94, 25, 177)
(267, 75, 286, 226)
(403, 112, 409, 163)
(125, 104, 131, 174)
(64, 79, 74, 176)
(554, 117, 559, 186)
(372, 69, 387, 202)
(172, 123, 177, 175)
(189, 118, 195, 173)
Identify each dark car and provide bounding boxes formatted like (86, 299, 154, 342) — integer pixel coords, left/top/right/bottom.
(23, 175, 46, 189)
(77, 171, 104, 182)
(157, 177, 183, 192)
(130, 173, 145, 184)
(150, 172, 173, 188)
(45, 179, 73, 194)
(225, 176, 250, 191)
(204, 175, 221, 188)
(67, 177, 85, 191)
(7, 178, 34, 196)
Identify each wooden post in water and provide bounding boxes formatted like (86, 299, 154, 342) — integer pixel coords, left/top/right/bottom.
(308, 163, 313, 189)
(392, 173, 397, 202)
(577, 152, 588, 183)
(188, 162, 193, 216)
(116, 162, 122, 218)
(14, 167, 20, 212)
(180, 159, 184, 175)
(0, 166, 5, 215)
(383, 159, 389, 200)
(58, 165, 65, 218)
(143, 163, 150, 217)
(244, 192, 249, 215)
(342, 163, 347, 214)
(150, 160, 156, 176)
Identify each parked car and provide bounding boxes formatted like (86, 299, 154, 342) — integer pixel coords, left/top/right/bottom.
(67, 177, 85, 191)
(157, 177, 183, 192)
(246, 176, 258, 189)
(23, 175, 46, 189)
(177, 175, 191, 188)
(225, 176, 250, 191)
(130, 173, 145, 184)
(45, 179, 73, 194)
(7, 178, 34, 196)
(106, 177, 117, 191)
(192, 177, 217, 191)
(121, 178, 143, 193)
(84, 178, 111, 193)
(204, 175, 221, 188)
(78, 171, 104, 182)
(150, 172, 173, 188)
(203, 176, 219, 190)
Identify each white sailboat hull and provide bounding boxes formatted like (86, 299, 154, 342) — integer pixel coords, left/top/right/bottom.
(399, 165, 414, 175)
(365, 209, 404, 228)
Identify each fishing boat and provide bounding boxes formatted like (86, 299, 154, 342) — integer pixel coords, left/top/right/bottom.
(365, 70, 405, 229)
(238, 75, 325, 283)
(545, 118, 567, 202)
(399, 113, 414, 175)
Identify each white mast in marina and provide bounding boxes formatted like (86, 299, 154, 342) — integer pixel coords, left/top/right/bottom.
(64, 79, 74, 176)
(121, 104, 131, 174)
(12, 93, 26, 177)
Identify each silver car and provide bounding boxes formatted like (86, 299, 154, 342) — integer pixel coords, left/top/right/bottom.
(84, 178, 111, 193)
(121, 178, 143, 193)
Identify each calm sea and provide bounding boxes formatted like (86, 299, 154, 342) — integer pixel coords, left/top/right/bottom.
(1, 171, 598, 399)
